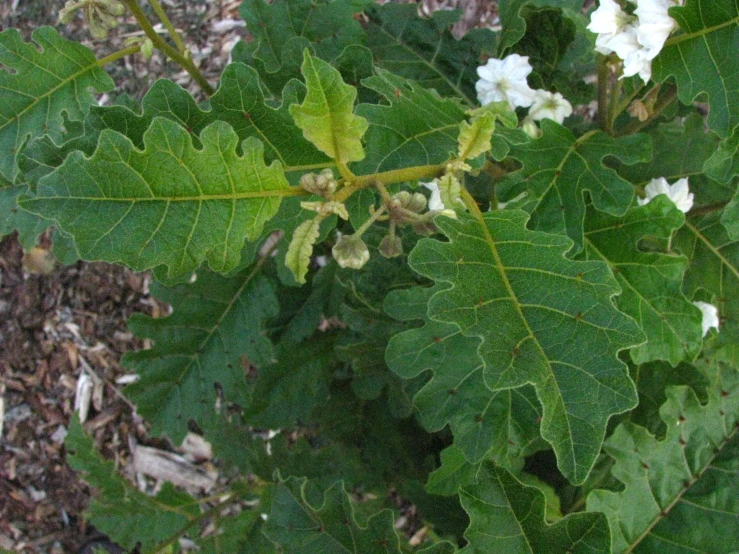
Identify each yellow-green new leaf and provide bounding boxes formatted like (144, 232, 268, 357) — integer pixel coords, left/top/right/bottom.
(21, 118, 293, 280)
(458, 111, 496, 161)
(285, 217, 322, 284)
(289, 50, 368, 163)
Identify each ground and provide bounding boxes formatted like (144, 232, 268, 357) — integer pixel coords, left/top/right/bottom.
(0, 1, 493, 551)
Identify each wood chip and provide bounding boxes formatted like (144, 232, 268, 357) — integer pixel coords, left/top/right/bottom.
(132, 445, 217, 493)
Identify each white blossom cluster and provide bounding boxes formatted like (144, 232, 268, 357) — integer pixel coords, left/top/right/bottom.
(475, 54, 573, 124)
(587, 0, 681, 82)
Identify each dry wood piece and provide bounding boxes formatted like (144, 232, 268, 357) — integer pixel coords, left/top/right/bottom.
(132, 445, 217, 493)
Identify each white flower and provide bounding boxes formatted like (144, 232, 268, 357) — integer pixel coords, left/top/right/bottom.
(597, 24, 641, 59)
(528, 90, 573, 124)
(692, 301, 720, 337)
(634, 0, 678, 59)
(587, 0, 634, 36)
(476, 54, 537, 109)
(421, 179, 446, 211)
(588, 0, 680, 83)
(637, 177, 694, 213)
(622, 47, 654, 82)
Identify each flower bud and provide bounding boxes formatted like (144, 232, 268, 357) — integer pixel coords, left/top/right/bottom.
(521, 116, 542, 139)
(379, 235, 403, 258)
(332, 234, 370, 269)
(407, 192, 427, 213)
(299, 168, 337, 197)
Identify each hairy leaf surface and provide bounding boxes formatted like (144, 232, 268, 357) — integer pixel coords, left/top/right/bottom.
(675, 213, 739, 348)
(499, 122, 651, 253)
(582, 197, 703, 365)
(459, 462, 609, 554)
(386, 285, 542, 465)
(0, 27, 113, 181)
(587, 359, 739, 553)
(408, 211, 643, 484)
(354, 69, 466, 174)
(652, 0, 739, 138)
(364, 3, 496, 105)
(65, 417, 199, 552)
(123, 267, 278, 442)
(21, 119, 292, 279)
(289, 51, 368, 163)
(263, 476, 401, 553)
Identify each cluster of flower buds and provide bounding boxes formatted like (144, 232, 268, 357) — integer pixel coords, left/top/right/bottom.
(299, 168, 338, 199)
(60, 0, 125, 40)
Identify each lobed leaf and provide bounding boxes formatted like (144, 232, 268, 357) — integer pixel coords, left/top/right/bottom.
(652, 0, 739, 138)
(289, 51, 368, 164)
(587, 358, 739, 553)
(675, 213, 739, 349)
(285, 217, 322, 284)
(354, 69, 467, 174)
(65, 416, 199, 552)
(498, 122, 651, 253)
(237, 0, 372, 97)
(123, 267, 278, 442)
(20, 119, 292, 279)
(458, 111, 496, 161)
(459, 462, 610, 554)
(364, 3, 496, 106)
(582, 197, 703, 366)
(386, 285, 542, 465)
(0, 27, 113, 182)
(408, 210, 643, 484)
(263, 476, 401, 553)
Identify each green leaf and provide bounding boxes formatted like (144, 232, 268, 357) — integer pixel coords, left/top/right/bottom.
(499, 122, 651, 253)
(0, 27, 113, 181)
(285, 217, 322, 284)
(289, 51, 368, 164)
(704, 125, 739, 186)
(263, 476, 401, 553)
(238, 0, 371, 94)
(586, 358, 739, 553)
(364, 3, 496, 106)
(65, 416, 199, 552)
(408, 211, 643, 484)
(20, 65, 330, 186)
(582, 197, 703, 365)
(652, 0, 739, 138)
(497, 0, 583, 54)
(458, 112, 496, 161)
(459, 463, 609, 554)
(0, 179, 50, 248)
(722, 189, 739, 240)
(20, 119, 292, 279)
(386, 285, 542, 465)
(244, 335, 337, 429)
(354, 69, 466, 175)
(615, 113, 721, 187)
(123, 267, 278, 442)
(675, 213, 739, 347)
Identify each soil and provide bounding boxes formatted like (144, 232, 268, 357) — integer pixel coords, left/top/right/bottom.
(0, 1, 495, 551)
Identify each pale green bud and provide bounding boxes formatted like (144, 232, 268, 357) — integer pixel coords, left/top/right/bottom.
(332, 234, 370, 269)
(379, 235, 403, 259)
(407, 192, 427, 213)
(299, 168, 337, 197)
(521, 116, 542, 139)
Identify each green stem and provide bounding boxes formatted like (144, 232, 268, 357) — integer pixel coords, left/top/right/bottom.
(152, 493, 245, 553)
(148, 0, 187, 53)
(95, 44, 141, 67)
(614, 86, 677, 137)
(334, 163, 447, 203)
(121, 0, 214, 95)
(597, 55, 612, 134)
(687, 201, 729, 218)
(355, 205, 387, 236)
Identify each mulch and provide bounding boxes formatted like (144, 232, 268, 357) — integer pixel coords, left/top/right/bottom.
(0, 1, 497, 551)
